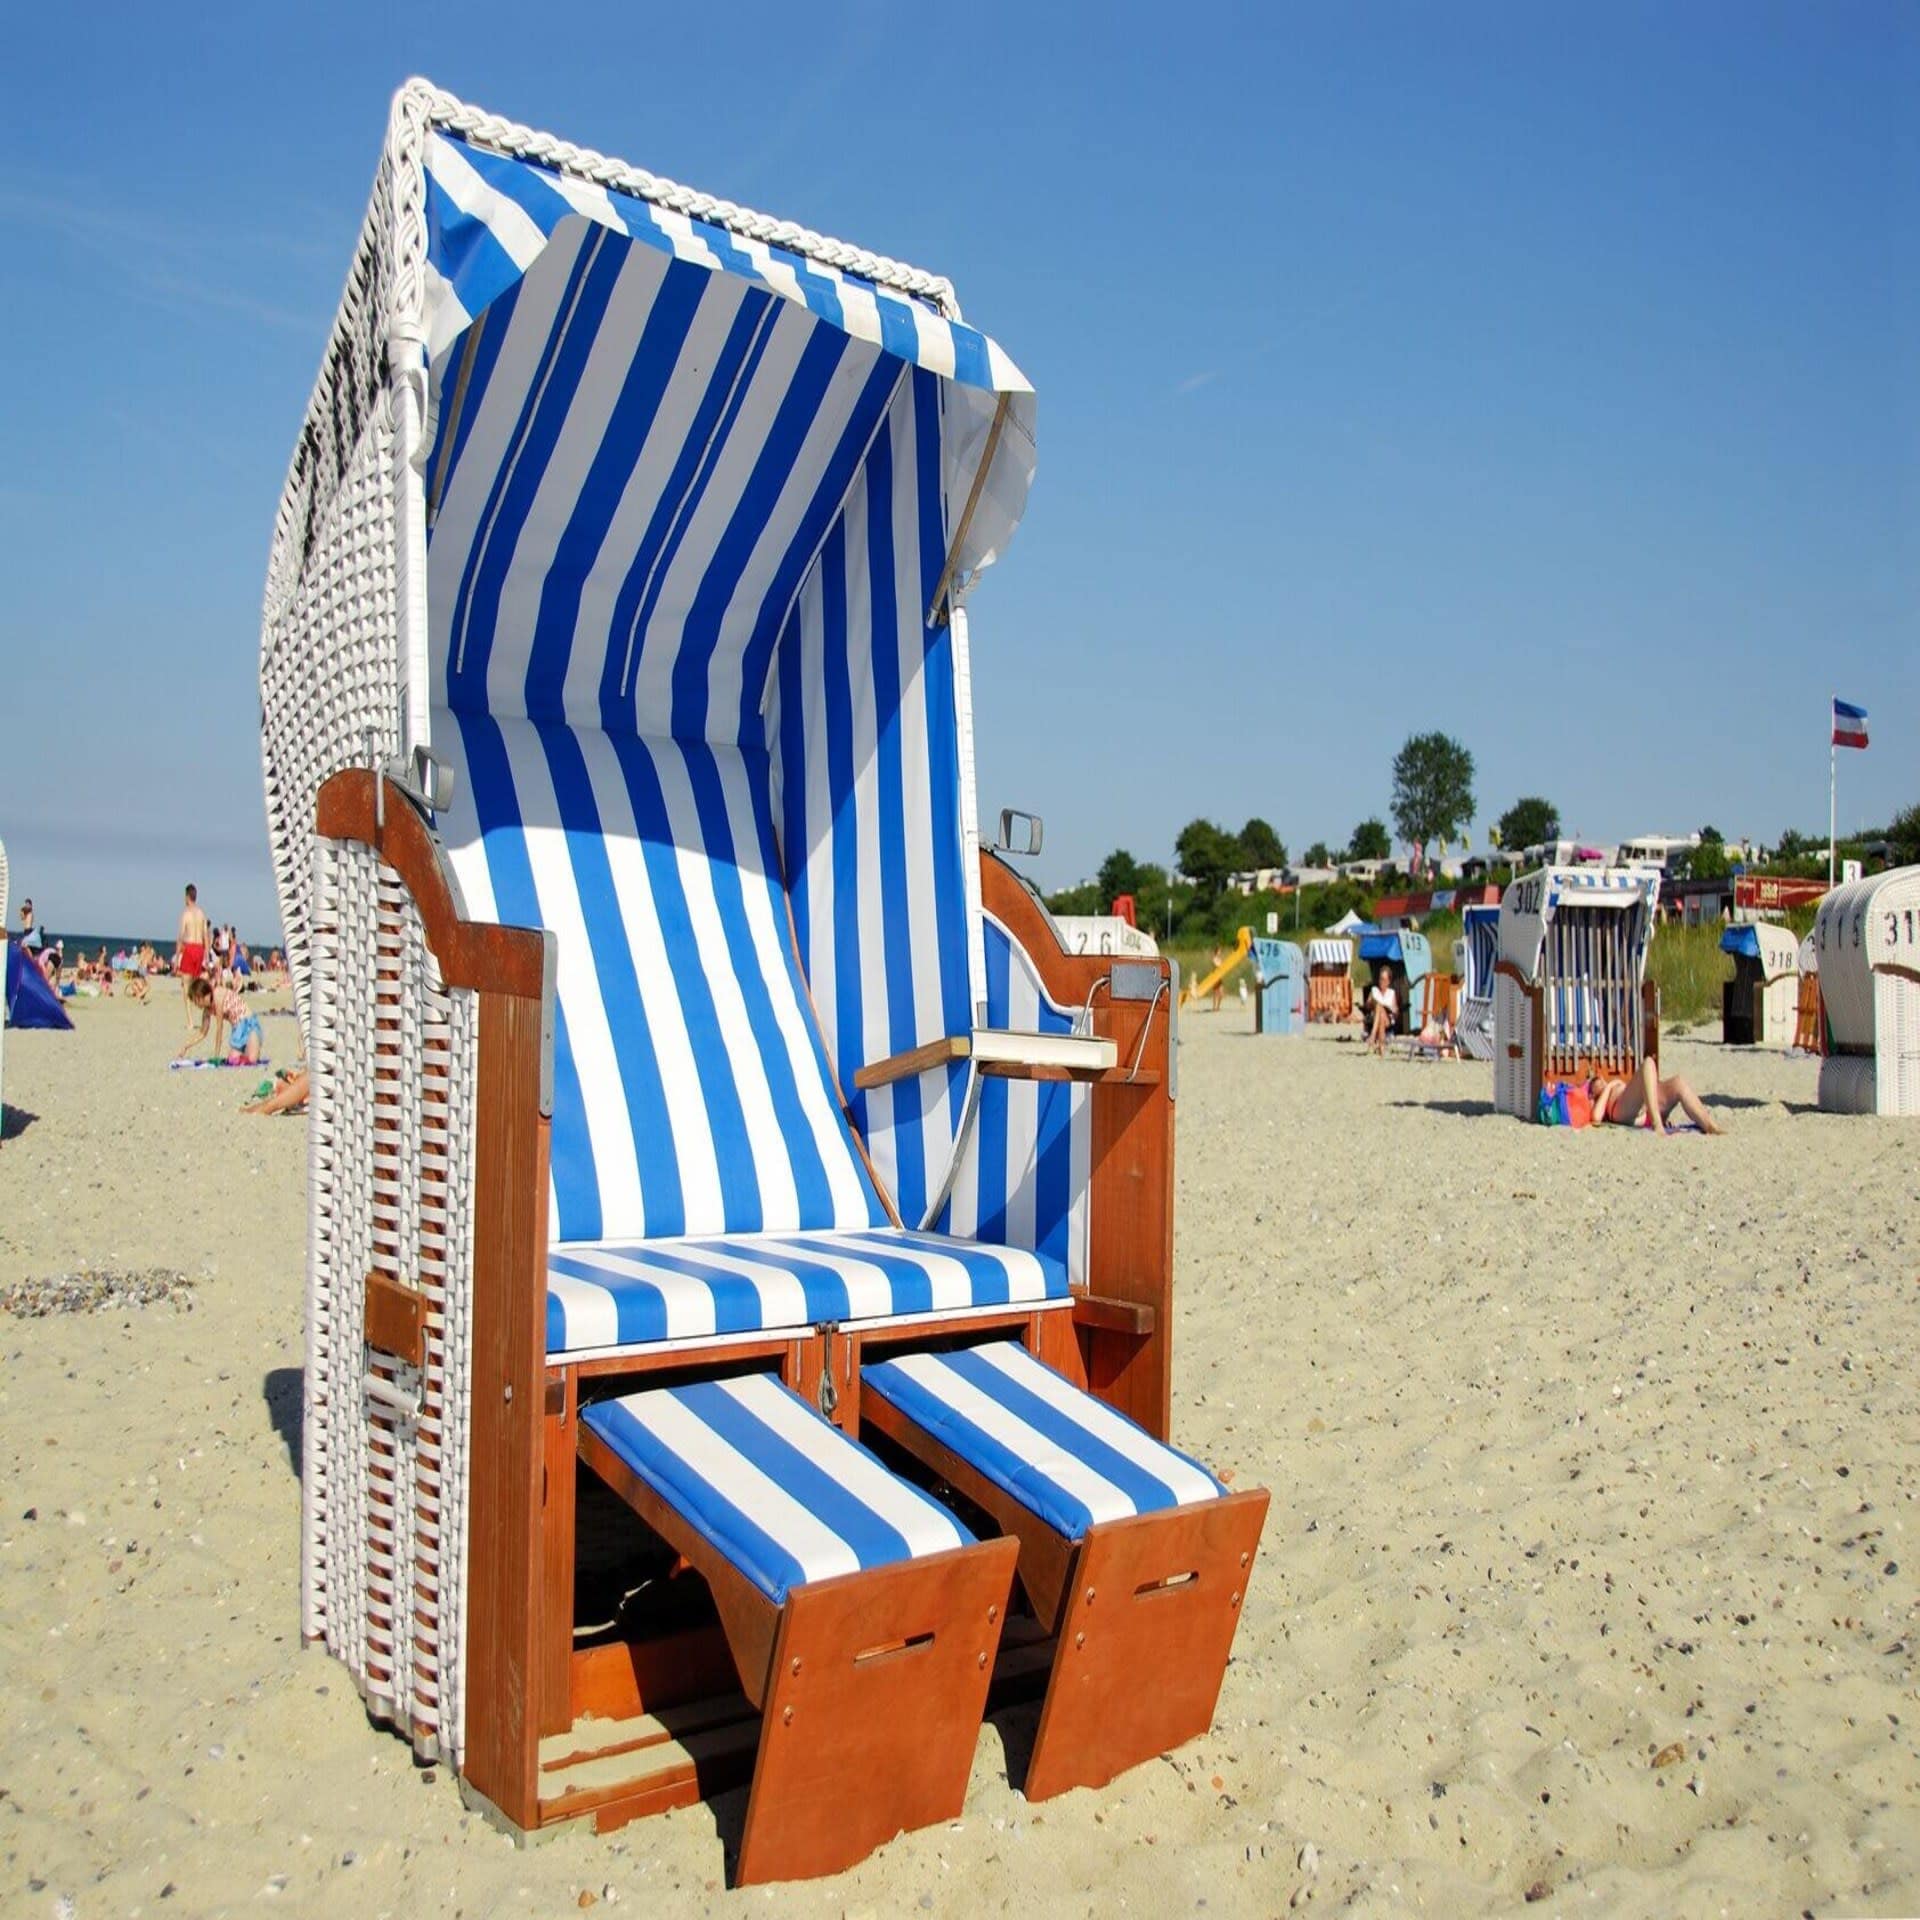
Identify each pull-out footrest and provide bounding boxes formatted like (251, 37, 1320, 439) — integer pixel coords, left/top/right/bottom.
(861, 1342, 1268, 1801)
(579, 1374, 1017, 1884)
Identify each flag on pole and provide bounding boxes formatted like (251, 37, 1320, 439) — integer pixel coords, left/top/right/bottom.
(1832, 699, 1869, 749)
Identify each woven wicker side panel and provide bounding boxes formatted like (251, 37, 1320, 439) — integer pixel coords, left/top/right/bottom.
(303, 836, 477, 1765)
(261, 410, 400, 1046)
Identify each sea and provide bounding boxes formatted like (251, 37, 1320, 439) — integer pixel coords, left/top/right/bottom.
(37, 931, 283, 961)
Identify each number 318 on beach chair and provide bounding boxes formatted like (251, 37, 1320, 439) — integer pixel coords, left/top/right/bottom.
(260, 81, 1266, 1883)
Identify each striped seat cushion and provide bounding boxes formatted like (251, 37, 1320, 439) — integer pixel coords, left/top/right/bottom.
(581, 1373, 971, 1604)
(861, 1342, 1224, 1542)
(548, 1228, 1069, 1354)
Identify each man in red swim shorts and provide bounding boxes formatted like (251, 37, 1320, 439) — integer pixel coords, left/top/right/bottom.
(176, 882, 211, 1027)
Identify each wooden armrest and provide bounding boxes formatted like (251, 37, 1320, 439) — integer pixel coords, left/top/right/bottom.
(1072, 1293, 1156, 1336)
(853, 1028, 1119, 1091)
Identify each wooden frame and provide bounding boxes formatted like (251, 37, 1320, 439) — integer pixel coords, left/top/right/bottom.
(979, 854, 1178, 1438)
(313, 780, 1191, 1870)
(1494, 959, 1661, 1099)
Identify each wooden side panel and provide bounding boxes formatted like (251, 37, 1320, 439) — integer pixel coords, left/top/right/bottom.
(364, 1272, 425, 1366)
(1024, 1489, 1269, 1803)
(539, 1370, 577, 1738)
(459, 989, 552, 1830)
(978, 855, 1175, 1440)
(736, 1539, 1017, 1886)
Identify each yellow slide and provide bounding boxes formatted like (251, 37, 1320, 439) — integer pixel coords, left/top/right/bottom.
(1180, 925, 1253, 1007)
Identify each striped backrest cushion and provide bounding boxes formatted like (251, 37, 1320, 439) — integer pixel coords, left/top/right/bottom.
(435, 709, 888, 1243)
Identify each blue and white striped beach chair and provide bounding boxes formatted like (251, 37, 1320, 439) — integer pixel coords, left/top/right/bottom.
(265, 81, 1255, 1879)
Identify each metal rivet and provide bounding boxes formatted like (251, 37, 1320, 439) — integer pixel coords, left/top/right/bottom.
(987, 1605, 998, 1623)
(1240, 1553, 1251, 1568)
(1230, 1591, 1241, 1607)
(790, 1657, 802, 1675)
(1074, 1631, 1086, 1649)
(1084, 1587, 1096, 1605)
(502, 1384, 513, 1403)
(782, 1706, 794, 1725)
(977, 1651, 988, 1668)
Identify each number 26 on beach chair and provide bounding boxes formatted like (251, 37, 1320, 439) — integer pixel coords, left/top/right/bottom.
(261, 81, 1265, 1882)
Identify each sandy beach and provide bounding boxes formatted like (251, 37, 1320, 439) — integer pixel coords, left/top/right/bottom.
(1, 991, 1914, 1917)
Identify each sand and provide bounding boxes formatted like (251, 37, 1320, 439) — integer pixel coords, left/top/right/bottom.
(1, 990, 1915, 1917)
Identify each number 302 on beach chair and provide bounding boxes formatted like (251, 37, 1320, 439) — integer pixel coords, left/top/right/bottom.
(260, 79, 1268, 1885)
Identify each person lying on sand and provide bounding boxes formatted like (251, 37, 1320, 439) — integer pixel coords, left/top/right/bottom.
(242, 1068, 308, 1117)
(176, 975, 263, 1066)
(1587, 1059, 1724, 1135)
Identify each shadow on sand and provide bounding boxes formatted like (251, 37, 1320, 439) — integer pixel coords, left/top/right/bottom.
(0, 1104, 40, 1141)
(1388, 1098, 1497, 1119)
(264, 1366, 303, 1477)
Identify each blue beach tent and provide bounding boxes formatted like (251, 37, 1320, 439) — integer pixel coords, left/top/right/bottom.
(5, 941, 73, 1031)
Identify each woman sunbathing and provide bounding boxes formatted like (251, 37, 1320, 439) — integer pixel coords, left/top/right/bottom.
(1587, 1059, 1724, 1135)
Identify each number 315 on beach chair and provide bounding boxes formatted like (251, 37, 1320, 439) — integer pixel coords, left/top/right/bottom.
(261, 81, 1267, 1883)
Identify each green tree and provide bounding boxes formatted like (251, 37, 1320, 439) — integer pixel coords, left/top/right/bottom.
(1238, 817, 1287, 870)
(1304, 840, 1331, 869)
(1890, 803, 1920, 864)
(1346, 817, 1391, 863)
(1174, 819, 1238, 904)
(1096, 848, 1144, 905)
(1495, 795, 1560, 854)
(1391, 732, 1477, 861)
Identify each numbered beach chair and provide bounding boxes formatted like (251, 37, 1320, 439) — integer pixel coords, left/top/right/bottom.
(1812, 865, 1920, 1114)
(262, 80, 1261, 1881)
(1719, 920, 1800, 1048)
(1493, 868, 1661, 1119)
(1250, 938, 1306, 1034)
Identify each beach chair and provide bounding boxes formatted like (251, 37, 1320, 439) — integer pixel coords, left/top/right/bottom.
(1391, 970, 1459, 1060)
(262, 81, 1259, 1878)
(1720, 921, 1800, 1048)
(1792, 930, 1824, 1055)
(1250, 937, 1306, 1034)
(1306, 937, 1353, 1023)
(1453, 904, 1498, 1061)
(1492, 868, 1661, 1119)
(1813, 865, 1920, 1115)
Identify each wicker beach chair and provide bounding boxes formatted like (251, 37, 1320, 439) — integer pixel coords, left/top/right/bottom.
(261, 81, 1262, 1880)
(1720, 921, 1801, 1048)
(1305, 937, 1353, 1023)
(1453, 904, 1498, 1062)
(1492, 868, 1662, 1119)
(1812, 865, 1920, 1114)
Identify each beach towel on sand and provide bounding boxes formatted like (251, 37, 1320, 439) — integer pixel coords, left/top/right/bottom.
(169, 1058, 270, 1072)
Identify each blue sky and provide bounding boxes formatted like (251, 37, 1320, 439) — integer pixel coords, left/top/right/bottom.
(2, 1, 1913, 938)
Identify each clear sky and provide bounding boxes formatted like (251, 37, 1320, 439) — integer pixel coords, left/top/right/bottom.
(3, 1, 1913, 938)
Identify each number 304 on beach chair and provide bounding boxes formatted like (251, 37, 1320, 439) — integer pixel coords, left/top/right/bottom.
(261, 80, 1265, 1883)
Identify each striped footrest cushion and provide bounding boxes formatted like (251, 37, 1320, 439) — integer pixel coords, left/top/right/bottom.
(580, 1373, 974, 1605)
(861, 1342, 1225, 1542)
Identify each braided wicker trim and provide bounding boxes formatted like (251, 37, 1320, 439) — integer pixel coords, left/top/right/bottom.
(408, 79, 961, 319)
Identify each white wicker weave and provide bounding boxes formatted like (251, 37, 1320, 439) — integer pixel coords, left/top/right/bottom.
(262, 82, 970, 1771)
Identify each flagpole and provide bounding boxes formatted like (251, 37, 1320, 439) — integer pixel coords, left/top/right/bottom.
(1828, 697, 1836, 888)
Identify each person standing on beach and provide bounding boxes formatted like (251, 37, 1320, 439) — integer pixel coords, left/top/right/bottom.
(18, 898, 42, 951)
(176, 883, 210, 1026)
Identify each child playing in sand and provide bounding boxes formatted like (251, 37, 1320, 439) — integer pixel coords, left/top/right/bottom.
(176, 975, 263, 1066)
(1587, 1058, 1724, 1135)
